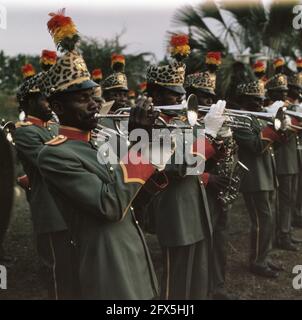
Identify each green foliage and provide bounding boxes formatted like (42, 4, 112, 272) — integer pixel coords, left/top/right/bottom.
(0, 51, 40, 94)
(172, 0, 302, 98)
(0, 34, 155, 97)
(0, 93, 18, 121)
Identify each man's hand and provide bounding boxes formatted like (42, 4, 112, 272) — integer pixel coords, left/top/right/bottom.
(217, 120, 233, 138)
(204, 100, 226, 138)
(128, 96, 159, 136)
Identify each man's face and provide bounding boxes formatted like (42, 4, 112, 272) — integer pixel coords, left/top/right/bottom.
(268, 89, 288, 102)
(103, 88, 128, 111)
(195, 91, 215, 107)
(28, 93, 53, 122)
(52, 88, 99, 131)
(242, 95, 264, 112)
(151, 87, 184, 106)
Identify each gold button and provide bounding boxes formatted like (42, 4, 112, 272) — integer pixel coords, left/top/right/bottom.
(48, 127, 51, 131)
(109, 166, 114, 172)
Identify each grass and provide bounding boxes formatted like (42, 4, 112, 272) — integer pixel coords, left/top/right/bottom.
(1, 189, 302, 300)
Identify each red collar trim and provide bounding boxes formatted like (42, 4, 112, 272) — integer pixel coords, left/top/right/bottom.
(160, 113, 174, 124)
(26, 116, 47, 127)
(59, 125, 91, 142)
(287, 97, 297, 104)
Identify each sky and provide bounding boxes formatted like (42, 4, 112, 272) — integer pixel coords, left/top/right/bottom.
(0, 0, 205, 61)
(0, 0, 274, 60)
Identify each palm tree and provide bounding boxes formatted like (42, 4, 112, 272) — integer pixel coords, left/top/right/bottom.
(172, 0, 301, 98)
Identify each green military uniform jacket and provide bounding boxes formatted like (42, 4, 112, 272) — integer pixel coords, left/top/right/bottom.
(289, 104, 302, 170)
(273, 102, 299, 175)
(38, 127, 158, 300)
(148, 119, 215, 247)
(14, 116, 67, 234)
(275, 131, 299, 175)
(233, 117, 278, 193)
(296, 131, 302, 170)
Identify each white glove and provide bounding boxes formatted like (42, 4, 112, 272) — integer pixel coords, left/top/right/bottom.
(217, 124, 233, 138)
(204, 100, 226, 138)
(281, 115, 291, 131)
(265, 100, 284, 114)
(141, 134, 176, 171)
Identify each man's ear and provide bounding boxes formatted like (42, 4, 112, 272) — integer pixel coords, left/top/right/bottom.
(49, 98, 64, 115)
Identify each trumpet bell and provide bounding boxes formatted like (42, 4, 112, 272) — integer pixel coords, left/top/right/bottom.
(19, 111, 26, 122)
(186, 94, 199, 127)
(273, 107, 284, 131)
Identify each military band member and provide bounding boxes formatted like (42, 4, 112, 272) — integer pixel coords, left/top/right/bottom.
(288, 68, 302, 229)
(38, 9, 172, 299)
(0, 123, 14, 263)
(14, 66, 71, 298)
(233, 80, 283, 278)
(102, 54, 129, 111)
(145, 36, 227, 300)
(265, 72, 299, 251)
(185, 52, 239, 299)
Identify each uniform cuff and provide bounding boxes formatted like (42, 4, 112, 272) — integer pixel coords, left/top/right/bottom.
(191, 137, 216, 160)
(290, 116, 302, 131)
(17, 175, 30, 189)
(120, 150, 155, 185)
(260, 126, 282, 142)
(200, 172, 210, 186)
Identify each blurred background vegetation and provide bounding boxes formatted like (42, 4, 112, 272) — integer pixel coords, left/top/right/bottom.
(172, 0, 302, 98)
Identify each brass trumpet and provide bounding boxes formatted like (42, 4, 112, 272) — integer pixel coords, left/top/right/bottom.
(94, 94, 200, 135)
(198, 105, 284, 131)
(284, 110, 302, 130)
